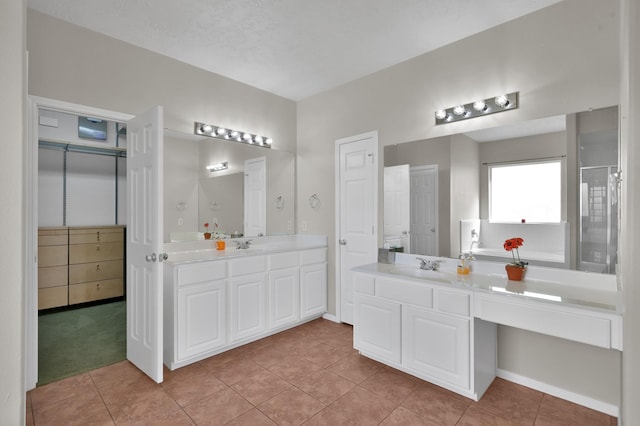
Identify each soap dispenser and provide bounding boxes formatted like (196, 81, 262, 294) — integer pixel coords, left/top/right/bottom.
(457, 253, 472, 275)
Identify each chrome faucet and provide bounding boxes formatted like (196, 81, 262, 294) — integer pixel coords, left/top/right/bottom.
(416, 257, 442, 271)
(236, 240, 252, 250)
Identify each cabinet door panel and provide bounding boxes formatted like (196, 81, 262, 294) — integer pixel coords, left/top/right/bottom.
(300, 263, 327, 319)
(269, 267, 300, 329)
(403, 305, 470, 389)
(354, 293, 401, 363)
(230, 273, 267, 342)
(178, 280, 226, 360)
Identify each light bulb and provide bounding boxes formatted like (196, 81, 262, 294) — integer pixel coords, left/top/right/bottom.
(495, 95, 510, 108)
(435, 109, 447, 120)
(254, 136, 264, 145)
(453, 105, 466, 116)
(216, 127, 227, 136)
(229, 130, 239, 138)
(242, 133, 252, 141)
(265, 138, 273, 146)
(201, 124, 213, 133)
(473, 100, 487, 112)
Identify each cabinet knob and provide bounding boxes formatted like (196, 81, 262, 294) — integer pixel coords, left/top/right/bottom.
(96, 264, 100, 271)
(96, 231, 100, 241)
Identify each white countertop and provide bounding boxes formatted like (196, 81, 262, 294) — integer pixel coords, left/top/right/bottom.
(164, 234, 327, 264)
(353, 254, 621, 314)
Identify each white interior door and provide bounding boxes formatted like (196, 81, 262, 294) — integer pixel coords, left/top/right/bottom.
(244, 157, 266, 237)
(337, 132, 378, 324)
(384, 164, 410, 250)
(126, 106, 164, 383)
(410, 165, 438, 256)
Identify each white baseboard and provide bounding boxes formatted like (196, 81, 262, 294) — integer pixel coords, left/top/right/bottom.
(322, 313, 339, 323)
(497, 369, 619, 418)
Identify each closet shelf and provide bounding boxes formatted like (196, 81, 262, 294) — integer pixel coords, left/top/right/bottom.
(39, 138, 127, 158)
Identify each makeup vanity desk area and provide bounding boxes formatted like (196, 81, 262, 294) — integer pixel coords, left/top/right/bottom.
(351, 254, 622, 402)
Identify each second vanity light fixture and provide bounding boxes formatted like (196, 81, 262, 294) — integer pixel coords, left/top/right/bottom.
(206, 161, 228, 172)
(435, 92, 519, 125)
(195, 121, 272, 149)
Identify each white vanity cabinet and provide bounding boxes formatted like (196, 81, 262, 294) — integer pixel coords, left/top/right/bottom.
(268, 252, 300, 329)
(164, 244, 328, 370)
(300, 248, 328, 320)
(164, 261, 228, 366)
(353, 271, 495, 401)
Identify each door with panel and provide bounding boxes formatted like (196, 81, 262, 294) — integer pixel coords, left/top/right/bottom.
(337, 132, 378, 324)
(244, 156, 266, 237)
(126, 106, 164, 383)
(410, 165, 438, 256)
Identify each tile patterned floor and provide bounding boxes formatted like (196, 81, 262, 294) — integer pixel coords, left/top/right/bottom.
(27, 318, 617, 425)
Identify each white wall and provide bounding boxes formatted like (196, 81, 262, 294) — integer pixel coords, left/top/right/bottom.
(0, 0, 26, 423)
(297, 0, 621, 412)
(26, 10, 297, 154)
(620, 0, 640, 423)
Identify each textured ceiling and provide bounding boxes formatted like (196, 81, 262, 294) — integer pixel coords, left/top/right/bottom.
(27, 0, 561, 101)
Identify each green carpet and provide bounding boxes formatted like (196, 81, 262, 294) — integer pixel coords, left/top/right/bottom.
(38, 300, 126, 386)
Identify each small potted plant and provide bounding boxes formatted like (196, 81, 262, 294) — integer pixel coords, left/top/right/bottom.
(203, 222, 211, 240)
(504, 237, 528, 281)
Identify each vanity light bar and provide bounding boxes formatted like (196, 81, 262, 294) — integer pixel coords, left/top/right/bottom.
(194, 121, 272, 149)
(206, 161, 229, 172)
(435, 92, 519, 125)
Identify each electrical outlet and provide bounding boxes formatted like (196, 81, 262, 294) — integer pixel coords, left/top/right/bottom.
(178, 218, 183, 226)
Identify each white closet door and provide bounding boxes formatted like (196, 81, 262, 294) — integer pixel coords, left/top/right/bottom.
(38, 148, 64, 226)
(244, 157, 266, 237)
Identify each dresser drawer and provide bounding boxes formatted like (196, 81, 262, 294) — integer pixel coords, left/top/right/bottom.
(69, 227, 124, 244)
(69, 260, 124, 284)
(69, 241, 124, 264)
(38, 245, 68, 267)
(38, 286, 68, 310)
(38, 227, 68, 246)
(38, 265, 68, 289)
(69, 278, 124, 304)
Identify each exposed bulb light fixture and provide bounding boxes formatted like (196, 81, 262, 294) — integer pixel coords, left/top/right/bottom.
(435, 109, 448, 120)
(473, 100, 487, 112)
(206, 161, 229, 172)
(434, 92, 518, 125)
(453, 105, 466, 116)
(194, 122, 272, 149)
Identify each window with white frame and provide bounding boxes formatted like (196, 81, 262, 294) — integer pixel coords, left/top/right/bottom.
(489, 160, 562, 223)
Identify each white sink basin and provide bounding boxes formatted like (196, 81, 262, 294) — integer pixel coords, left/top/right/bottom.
(388, 265, 452, 282)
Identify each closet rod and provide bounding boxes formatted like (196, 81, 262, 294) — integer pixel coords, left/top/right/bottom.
(482, 155, 566, 166)
(38, 140, 126, 158)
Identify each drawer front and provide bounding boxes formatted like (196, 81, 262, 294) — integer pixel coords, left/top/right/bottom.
(38, 245, 68, 267)
(38, 286, 68, 310)
(376, 277, 433, 308)
(300, 248, 327, 265)
(69, 260, 124, 284)
(69, 279, 124, 304)
(353, 273, 375, 295)
(476, 295, 612, 348)
(178, 261, 227, 286)
(38, 265, 69, 288)
(436, 289, 471, 317)
(70, 227, 124, 244)
(69, 241, 124, 264)
(230, 256, 267, 276)
(38, 228, 68, 246)
(269, 252, 299, 270)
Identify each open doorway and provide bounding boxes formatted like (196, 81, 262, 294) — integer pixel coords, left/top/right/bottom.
(26, 97, 133, 388)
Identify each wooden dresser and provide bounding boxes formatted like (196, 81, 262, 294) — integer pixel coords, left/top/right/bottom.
(37, 227, 69, 310)
(37, 225, 125, 310)
(68, 226, 125, 305)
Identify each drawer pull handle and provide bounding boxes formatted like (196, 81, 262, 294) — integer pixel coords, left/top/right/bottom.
(96, 264, 100, 271)
(96, 245, 100, 251)
(97, 231, 100, 241)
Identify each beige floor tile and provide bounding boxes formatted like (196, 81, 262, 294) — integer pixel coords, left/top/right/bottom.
(183, 387, 253, 426)
(460, 404, 534, 426)
(360, 369, 421, 405)
(401, 382, 472, 426)
(226, 408, 278, 425)
(231, 369, 292, 405)
(327, 354, 385, 384)
(161, 363, 228, 407)
(293, 369, 357, 404)
(207, 356, 269, 385)
(33, 389, 114, 426)
(380, 406, 440, 426)
(258, 387, 326, 426)
(474, 377, 543, 424)
(303, 406, 356, 425)
(535, 394, 613, 426)
(328, 386, 399, 425)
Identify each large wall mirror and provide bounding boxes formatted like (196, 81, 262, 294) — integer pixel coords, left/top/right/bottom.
(383, 105, 619, 273)
(163, 130, 295, 242)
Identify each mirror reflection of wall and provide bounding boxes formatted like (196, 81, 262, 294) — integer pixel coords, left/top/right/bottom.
(383, 106, 619, 272)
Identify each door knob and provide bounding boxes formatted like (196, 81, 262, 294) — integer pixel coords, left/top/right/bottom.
(431, 228, 436, 232)
(145, 253, 157, 262)
(339, 239, 347, 245)
(159, 253, 169, 262)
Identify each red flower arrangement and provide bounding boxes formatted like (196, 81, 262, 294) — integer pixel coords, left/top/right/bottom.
(503, 237, 527, 267)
